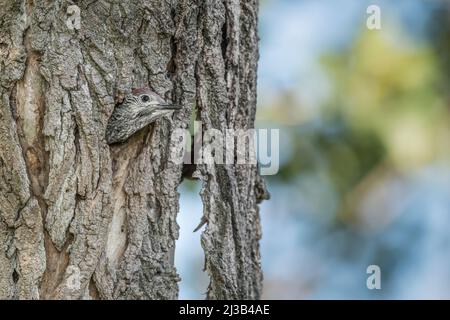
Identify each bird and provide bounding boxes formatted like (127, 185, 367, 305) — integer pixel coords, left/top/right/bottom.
(106, 88, 209, 232)
(106, 87, 180, 145)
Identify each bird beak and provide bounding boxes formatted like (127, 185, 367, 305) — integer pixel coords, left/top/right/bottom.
(156, 103, 182, 110)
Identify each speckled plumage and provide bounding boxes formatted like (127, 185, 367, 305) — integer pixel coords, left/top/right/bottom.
(106, 88, 179, 144)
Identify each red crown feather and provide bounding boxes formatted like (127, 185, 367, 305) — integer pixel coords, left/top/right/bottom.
(131, 87, 152, 95)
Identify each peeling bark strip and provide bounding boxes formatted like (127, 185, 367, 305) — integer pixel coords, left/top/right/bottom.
(0, 0, 266, 299)
(196, 0, 268, 299)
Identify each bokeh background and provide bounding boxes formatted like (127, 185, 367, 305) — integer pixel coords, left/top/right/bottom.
(176, 0, 450, 299)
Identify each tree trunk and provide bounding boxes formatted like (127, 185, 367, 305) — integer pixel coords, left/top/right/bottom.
(0, 0, 267, 300)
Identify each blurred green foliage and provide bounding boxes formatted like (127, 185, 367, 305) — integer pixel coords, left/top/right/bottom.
(323, 28, 449, 170)
(258, 20, 450, 224)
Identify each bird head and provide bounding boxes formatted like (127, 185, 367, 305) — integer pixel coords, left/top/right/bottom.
(105, 87, 180, 144)
(125, 87, 180, 121)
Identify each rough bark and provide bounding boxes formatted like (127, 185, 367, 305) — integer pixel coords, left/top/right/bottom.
(0, 0, 266, 300)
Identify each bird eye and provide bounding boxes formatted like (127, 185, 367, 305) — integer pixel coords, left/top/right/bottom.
(141, 95, 150, 102)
